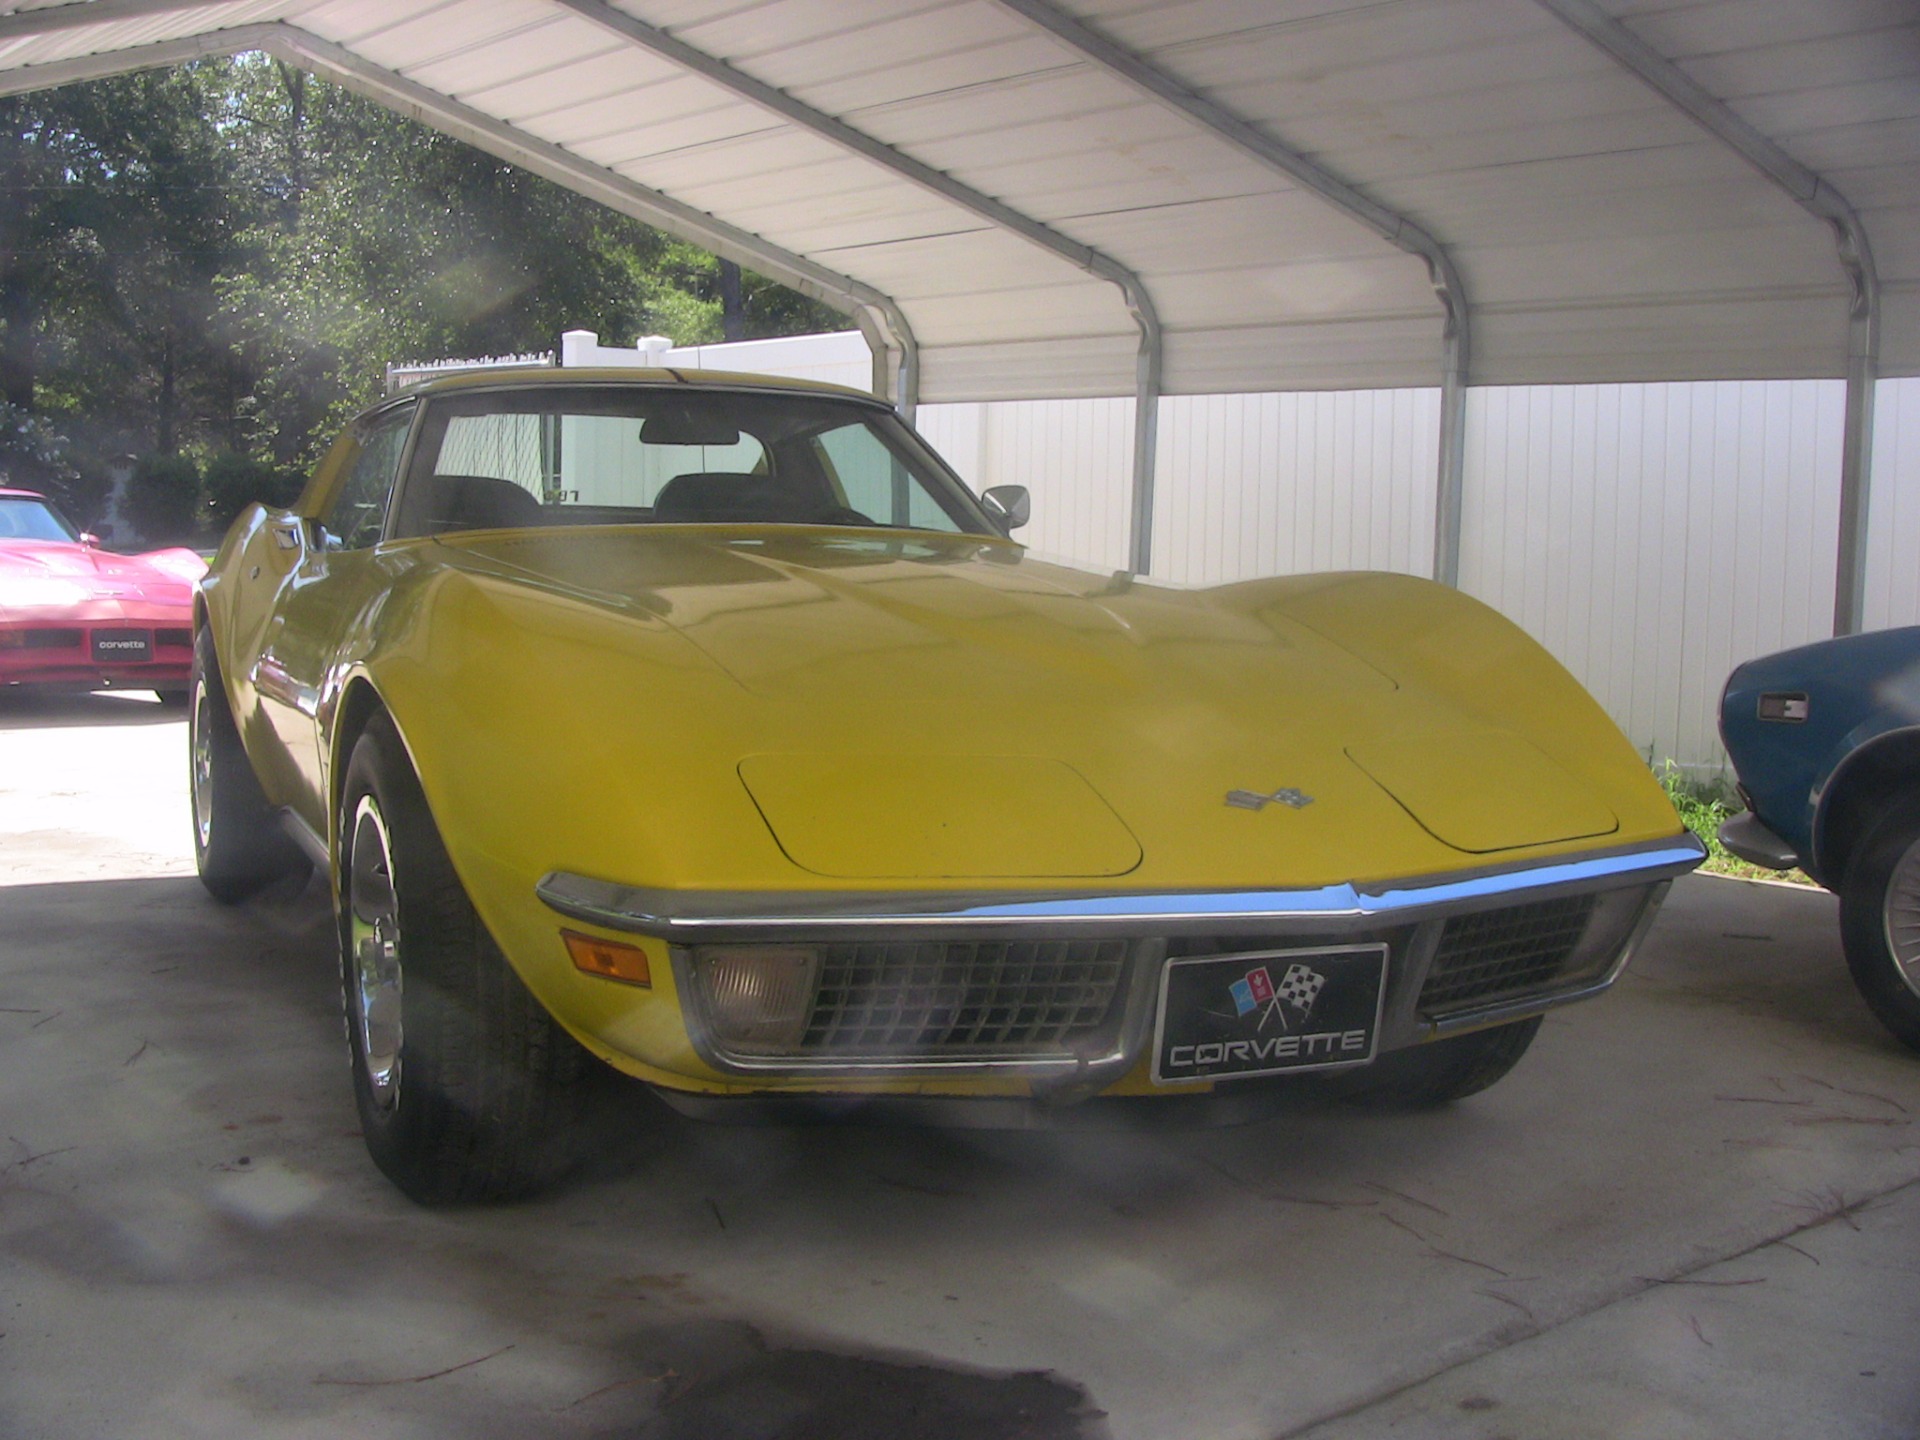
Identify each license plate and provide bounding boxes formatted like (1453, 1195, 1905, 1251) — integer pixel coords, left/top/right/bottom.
(91, 629, 151, 664)
(1152, 944, 1387, 1083)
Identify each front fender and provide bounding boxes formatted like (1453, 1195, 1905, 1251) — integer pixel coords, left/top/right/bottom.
(352, 568, 795, 1084)
(1222, 572, 1682, 847)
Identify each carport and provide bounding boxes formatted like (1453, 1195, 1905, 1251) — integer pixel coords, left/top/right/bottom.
(2, 4, 1919, 1437)
(1, 0, 1914, 613)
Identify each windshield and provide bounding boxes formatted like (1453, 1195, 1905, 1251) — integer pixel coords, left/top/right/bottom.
(0, 495, 80, 542)
(391, 386, 994, 540)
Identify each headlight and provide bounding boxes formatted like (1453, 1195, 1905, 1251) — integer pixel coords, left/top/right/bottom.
(1558, 884, 1661, 985)
(694, 946, 821, 1052)
(0, 577, 91, 610)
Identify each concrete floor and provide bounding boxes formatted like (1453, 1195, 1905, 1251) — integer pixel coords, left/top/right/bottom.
(1, 691, 1916, 1440)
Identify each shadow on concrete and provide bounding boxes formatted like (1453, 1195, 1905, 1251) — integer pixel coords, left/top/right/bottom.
(0, 688, 184, 731)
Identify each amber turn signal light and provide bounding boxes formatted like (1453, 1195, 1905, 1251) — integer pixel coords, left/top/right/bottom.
(563, 930, 652, 987)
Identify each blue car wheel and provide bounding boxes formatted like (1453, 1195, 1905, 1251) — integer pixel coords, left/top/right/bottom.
(1840, 793, 1920, 1053)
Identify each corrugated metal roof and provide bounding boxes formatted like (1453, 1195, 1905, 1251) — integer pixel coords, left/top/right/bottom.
(0, 0, 1914, 401)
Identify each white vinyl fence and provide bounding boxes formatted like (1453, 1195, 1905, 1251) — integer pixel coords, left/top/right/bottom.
(580, 330, 1920, 773)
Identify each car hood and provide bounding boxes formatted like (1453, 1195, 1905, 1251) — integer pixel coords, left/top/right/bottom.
(426, 527, 1630, 884)
(0, 539, 205, 607)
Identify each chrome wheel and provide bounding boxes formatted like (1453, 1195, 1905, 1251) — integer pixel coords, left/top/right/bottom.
(1885, 830, 1920, 1002)
(190, 674, 214, 853)
(348, 794, 404, 1110)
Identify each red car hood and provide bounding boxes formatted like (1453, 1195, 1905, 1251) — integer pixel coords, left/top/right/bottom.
(0, 540, 206, 618)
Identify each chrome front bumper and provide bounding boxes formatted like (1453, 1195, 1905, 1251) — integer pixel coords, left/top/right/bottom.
(538, 837, 1706, 941)
(537, 836, 1705, 1090)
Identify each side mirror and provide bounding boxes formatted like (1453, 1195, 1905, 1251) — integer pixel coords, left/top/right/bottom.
(980, 485, 1031, 533)
(79, 532, 100, 548)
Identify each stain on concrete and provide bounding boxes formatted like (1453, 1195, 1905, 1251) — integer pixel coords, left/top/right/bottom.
(585, 1320, 1108, 1440)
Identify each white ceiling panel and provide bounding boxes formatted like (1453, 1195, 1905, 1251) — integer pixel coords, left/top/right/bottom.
(813, 228, 1102, 299)
(591, 121, 847, 185)
(1611, 0, 1917, 51)
(892, 283, 1133, 343)
(1166, 314, 1451, 394)
(381, 10, 578, 75)
(921, 331, 1140, 399)
(679, 0, 1023, 73)
(1474, 293, 1850, 383)
(453, 46, 650, 117)
(1460, 225, 1844, 306)
(526, 75, 740, 147)
(1676, 75, 1920, 147)
(0, 0, 1912, 393)
(325, 0, 477, 49)
(852, 83, 1181, 156)
(1150, 257, 1439, 325)
(672, 0, 986, 63)
(1057, 194, 1403, 269)
(0, 1, 284, 65)
(1861, 207, 1920, 278)
(290, 0, 419, 31)
(742, 192, 974, 249)
(783, 33, 1073, 114)
(401, 23, 615, 95)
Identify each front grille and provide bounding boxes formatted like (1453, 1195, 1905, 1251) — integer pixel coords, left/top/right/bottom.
(24, 628, 84, 650)
(1419, 894, 1598, 1014)
(797, 940, 1130, 1057)
(154, 628, 192, 649)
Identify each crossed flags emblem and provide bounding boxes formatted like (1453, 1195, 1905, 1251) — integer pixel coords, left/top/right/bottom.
(1229, 962, 1327, 1030)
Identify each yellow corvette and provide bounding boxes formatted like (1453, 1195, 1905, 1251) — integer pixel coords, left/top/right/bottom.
(193, 368, 1701, 1202)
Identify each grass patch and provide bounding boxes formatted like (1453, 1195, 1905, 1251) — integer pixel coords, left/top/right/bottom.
(1654, 760, 1818, 887)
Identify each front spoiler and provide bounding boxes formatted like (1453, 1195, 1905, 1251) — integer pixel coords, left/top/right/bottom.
(1717, 812, 1799, 870)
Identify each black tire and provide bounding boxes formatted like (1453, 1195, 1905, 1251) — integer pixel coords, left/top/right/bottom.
(1339, 1016, 1544, 1108)
(1839, 793, 1920, 1054)
(190, 628, 309, 902)
(337, 713, 593, 1204)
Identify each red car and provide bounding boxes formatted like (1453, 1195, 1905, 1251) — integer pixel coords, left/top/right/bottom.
(0, 487, 205, 701)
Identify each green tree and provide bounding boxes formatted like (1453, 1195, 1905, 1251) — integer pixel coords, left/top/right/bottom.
(4, 54, 846, 511)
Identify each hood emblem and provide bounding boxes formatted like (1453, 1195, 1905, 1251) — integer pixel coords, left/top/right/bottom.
(1226, 787, 1314, 811)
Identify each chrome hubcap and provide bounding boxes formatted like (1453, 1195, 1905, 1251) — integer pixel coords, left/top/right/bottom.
(1886, 831, 1920, 1002)
(190, 676, 214, 852)
(348, 795, 404, 1109)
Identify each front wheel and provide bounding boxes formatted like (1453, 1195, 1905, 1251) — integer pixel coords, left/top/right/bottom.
(338, 714, 593, 1203)
(1839, 793, 1920, 1053)
(190, 628, 309, 902)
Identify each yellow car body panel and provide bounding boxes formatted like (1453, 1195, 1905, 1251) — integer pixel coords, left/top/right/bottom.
(200, 369, 1698, 1102)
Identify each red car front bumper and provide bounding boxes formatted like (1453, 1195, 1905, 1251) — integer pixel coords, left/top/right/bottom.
(0, 605, 195, 691)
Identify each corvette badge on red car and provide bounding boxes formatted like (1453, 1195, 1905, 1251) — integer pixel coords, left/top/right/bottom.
(0, 487, 206, 701)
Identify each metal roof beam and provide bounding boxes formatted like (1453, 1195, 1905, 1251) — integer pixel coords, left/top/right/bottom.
(1537, 0, 1880, 636)
(0, 0, 234, 43)
(0, 19, 258, 90)
(0, 19, 920, 411)
(546, 0, 1164, 574)
(990, 0, 1472, 587)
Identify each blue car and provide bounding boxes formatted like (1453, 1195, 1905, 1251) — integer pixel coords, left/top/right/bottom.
(1719, 626, 1920, 1052)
